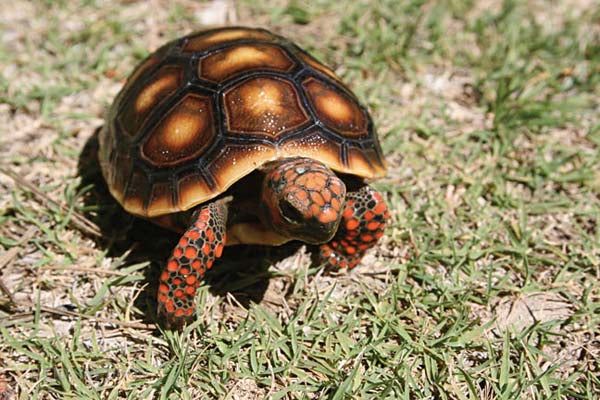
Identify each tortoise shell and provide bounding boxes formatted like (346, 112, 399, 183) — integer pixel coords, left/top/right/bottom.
(99, 27, 386, 218)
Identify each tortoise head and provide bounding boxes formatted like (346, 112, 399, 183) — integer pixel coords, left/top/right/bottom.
(261, 157, 346, 244)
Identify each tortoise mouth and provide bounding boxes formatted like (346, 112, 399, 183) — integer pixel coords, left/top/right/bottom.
(278, 199, 306, 225)
(261, 202, 338, 244)
(297, 222, 337, 244)
(275, 198, 339, 244)
(275, 215, 338, 245)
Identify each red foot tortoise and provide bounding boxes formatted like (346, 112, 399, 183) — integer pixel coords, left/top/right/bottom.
(99, 27, 389, 328)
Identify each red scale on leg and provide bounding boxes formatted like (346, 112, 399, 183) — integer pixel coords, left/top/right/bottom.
(187, 229, 201, 240)
(157, 199, 228, 329)
(319, 185, 388, 269)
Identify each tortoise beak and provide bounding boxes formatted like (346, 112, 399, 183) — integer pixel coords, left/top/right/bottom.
(295, 217, 340, 245)
(277, 198, 340, 244)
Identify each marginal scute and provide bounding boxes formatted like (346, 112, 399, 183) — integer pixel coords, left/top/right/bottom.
(141, 93, 215, 167)
(199, 43, 294, 82)
(148, 181, 174, 215)
(98, 129, 115, 185)
(223, 77, 309, 137)
(111, 154, 133, 202)
(120, 65, 183, 138)
(302, 77, 368, 137)
(296, 51, 342, 83)
(183, 27, 275, 53)
(347, 146, 380, 177)
(123, 169, 149, 216)
(355, 146, 387, 177)
(177, 173, 213, 212)
(209, 144, 277, 189)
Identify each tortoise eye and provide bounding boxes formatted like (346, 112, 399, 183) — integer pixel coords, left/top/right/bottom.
(279, 199, 304, 224)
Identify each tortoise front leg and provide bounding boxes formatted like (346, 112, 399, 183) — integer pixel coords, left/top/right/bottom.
(320, 185, 389, 269)
(157, 199, 228, 329)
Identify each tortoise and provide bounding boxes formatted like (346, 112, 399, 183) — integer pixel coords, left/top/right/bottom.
(98, 27, 389, 328)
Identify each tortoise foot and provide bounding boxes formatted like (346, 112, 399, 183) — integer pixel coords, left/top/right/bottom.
(319, 186, 388, 269)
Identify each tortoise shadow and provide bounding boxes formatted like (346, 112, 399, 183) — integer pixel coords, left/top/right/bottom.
(77, 129, 303, 327)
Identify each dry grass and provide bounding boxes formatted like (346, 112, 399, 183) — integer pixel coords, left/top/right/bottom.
(1, 0, 599, 399)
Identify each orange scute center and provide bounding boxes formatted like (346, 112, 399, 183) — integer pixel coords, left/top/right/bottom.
(200, 44, 294, 82)
(135, 69, 180, 113)
(302, 77, 367, 136)
(224, 77, 309, 136)
(141, 94, 215, 166)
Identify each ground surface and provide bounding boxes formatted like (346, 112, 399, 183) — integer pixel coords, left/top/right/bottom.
(0, 0, 599, 399)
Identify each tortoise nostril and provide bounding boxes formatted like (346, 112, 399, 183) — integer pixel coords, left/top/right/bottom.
(279, 199, 305, 224)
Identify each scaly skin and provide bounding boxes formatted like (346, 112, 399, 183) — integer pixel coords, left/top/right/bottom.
(157, 200, 227, 329)
(157, 158, 388, 329)
(261, 158, 346, 244)
(320, 186, 389, 269)
(263, 158, 388, 268)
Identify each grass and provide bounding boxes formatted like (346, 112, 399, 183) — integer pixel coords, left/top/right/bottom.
(0, 0, 599, 398)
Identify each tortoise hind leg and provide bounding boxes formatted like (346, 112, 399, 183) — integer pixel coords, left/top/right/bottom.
(157, 199, 228, 329)
(319, 185, 388, 269)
